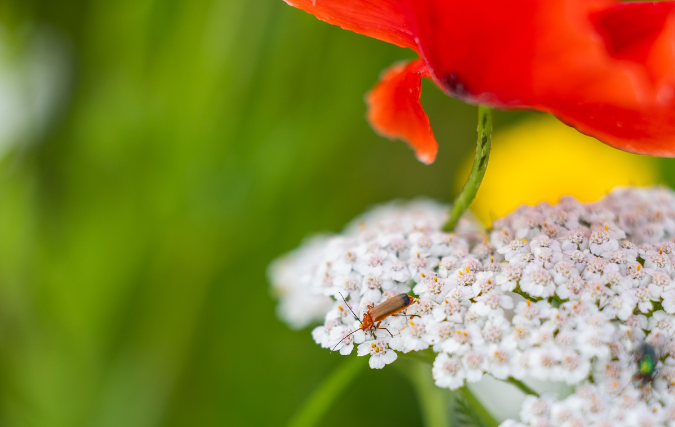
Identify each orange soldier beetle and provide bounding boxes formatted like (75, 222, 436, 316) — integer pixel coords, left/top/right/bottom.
(331, 292, 419, 352)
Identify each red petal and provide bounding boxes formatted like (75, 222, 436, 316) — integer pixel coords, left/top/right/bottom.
(590, 2, 675, 106)
(365, 59, 437, 164)
(286, 0, 675, 156)
(590, 2, 675, 65)
(284, 0, 416, 50)
(409, 0, 675, 156)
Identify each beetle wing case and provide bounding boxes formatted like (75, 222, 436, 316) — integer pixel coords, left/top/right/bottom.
(370, 294, 414, 322)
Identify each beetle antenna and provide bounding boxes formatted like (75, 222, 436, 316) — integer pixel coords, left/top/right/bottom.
(330, 328, 361, 353)
(338, 292, 360, 321)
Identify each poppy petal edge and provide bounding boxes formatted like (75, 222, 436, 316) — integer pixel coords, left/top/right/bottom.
(366, 58, 438, 164)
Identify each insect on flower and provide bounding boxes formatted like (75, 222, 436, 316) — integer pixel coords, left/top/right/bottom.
(634, 342, 659, 387)
(331, 293, 418, 352)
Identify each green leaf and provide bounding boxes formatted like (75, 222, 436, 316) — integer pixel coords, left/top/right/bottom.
(287, 357, 367, 427)
(401, 358, 455, 427)
(450, 386, 499, 427)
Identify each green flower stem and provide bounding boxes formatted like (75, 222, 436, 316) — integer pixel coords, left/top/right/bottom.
(287, 357, 367, 427)
(444, 106, 493, 232)
(458, 386, 499, 427)
(398, 357, 454, 427)
(505, 377, 540, 397)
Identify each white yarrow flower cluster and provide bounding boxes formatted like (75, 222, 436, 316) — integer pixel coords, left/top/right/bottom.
(269, 187, 675, 425)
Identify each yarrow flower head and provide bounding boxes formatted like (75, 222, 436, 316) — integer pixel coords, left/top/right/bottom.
(269, 187, 675, 426)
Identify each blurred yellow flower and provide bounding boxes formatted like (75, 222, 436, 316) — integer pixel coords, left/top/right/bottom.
(459, 115, 658, 226)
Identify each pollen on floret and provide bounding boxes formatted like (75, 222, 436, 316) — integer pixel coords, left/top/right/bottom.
(442, 359, 459, 375)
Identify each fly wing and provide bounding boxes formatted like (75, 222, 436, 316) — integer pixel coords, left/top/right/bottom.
(370, 294, 413, 322)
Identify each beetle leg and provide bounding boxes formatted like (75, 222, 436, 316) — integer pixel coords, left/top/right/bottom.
(375, 321, 394, 338)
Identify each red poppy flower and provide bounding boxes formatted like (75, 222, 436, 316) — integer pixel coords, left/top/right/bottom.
(285, 0, 675, 164)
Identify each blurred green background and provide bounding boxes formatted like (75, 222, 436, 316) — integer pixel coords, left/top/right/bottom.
(0, 1, 672, 426)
